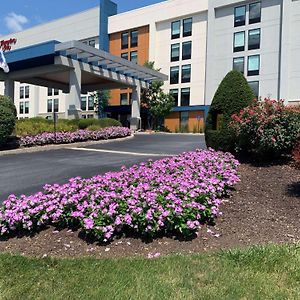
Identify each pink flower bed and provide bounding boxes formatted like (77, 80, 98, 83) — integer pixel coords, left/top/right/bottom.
(20, 127, 132, 147)
(0, 149, 240, 242)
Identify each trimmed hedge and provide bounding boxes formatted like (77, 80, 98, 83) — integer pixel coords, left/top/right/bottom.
(15, 117, 122, 137)
(205, 71, 255, 152)
(78, 118, 122, 130)
(16, 118, 77, 136)
(0, 96, 17, 145)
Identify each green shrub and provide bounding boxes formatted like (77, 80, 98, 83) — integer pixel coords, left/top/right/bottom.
(16, 117, 122, 136)
(87, 124, 102, 131)
(205, 70, 255, 152)
(0, 96, 17, 145)
(78, 118, 121, 130)
(231, 99, 300, 158)
(16, 118, 77, 136)
(99, 118, 122, 128)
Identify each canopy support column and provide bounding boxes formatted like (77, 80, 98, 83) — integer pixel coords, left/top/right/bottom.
(130, 82, 141, 131)
(4, 79, 15, 102)
(66, 62, 82, 119)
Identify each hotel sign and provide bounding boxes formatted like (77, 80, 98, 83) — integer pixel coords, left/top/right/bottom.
(0, 38, 17, 51)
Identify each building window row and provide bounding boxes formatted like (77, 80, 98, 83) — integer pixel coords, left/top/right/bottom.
(47, 99, 59, 113)
(170, 64, 191, 85)
(169, 88, 190, 107)
(233, 55, 260, 76)
(121, 30, 138, 49)
(20, 86, 29, 99)
(82, 39, 96, 48)
(121, 51, 138, 63)
(81, 96, 94, 111)
(171, 41, 192, 62)
(171, 17, 193, 39)
(234, 2, 261, 27)
(19, 101, 29, 114)
(48, 88, 59, 97)
(234, 28, 260, 52)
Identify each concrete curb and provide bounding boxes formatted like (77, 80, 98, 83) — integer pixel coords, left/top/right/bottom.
(0, 134, 135, 157)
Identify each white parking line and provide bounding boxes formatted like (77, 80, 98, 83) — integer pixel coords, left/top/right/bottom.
(68, 147, 174, 157)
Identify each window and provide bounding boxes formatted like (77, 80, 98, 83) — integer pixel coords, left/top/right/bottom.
(129, 93, 132, 103)
(248, 55, 260, 76)
(249, 2, 261, 24)
(25, 86, 29, 99)
(234, 6, 246, 27)
(183, 18, 192, 37)
(88, 96, 94, 111)
(181, 64, 191, 83)
(181, 88, 190, 106)
(171, 44, 180, 62)
(170, 66, 179, 85)
(130, 51, 138, 63)
(81, 96, 87, 111)
(89, 40, 96, 48)
(121, 32, 129, 49)
(233, 57, 245, 74)
(19, 102, 24, 114)
(182, 41, 192, 60)
(47, 99, 53, 113)
(121, 52, 128, 60)
(47, 87, 52, 97)
(234, 31, 245, 52)
(171, 20, 180, 39)
(24, 101, 29, 114)
(248, 81, 259, 98)
(54, 99, 59, 113)
(54, 89, 59, 96)
(180, 111, 189, 128)
(20, 87, 24, 99)
(248, 28, 260, 50)
(120, 93, 128, 105)
(130, 31, 138, 47)
(170, 89, 179, 106)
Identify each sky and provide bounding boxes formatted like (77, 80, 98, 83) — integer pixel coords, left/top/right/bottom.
(0, 0, 166, 36)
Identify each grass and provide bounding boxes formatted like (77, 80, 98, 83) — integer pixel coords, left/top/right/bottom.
(0, 244, 299, 300)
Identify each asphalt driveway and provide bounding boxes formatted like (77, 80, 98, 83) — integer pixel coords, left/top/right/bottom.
(0, 133, 205, 202)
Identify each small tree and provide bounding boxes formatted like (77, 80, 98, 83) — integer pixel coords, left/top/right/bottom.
(0, 95, 17, 145)
(205, 70, 255, 152)
(91, 90, 110, 118)
(142, 61, 174, 130)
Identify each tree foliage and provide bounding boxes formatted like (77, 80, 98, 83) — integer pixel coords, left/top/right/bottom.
(205, 70, 255, 152)
(142, 61, 174, 129)
(0, 95, 17, 145)
(91, 90, 110, 118)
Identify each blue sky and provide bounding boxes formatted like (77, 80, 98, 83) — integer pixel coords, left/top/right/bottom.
(0, 0, 165, 36)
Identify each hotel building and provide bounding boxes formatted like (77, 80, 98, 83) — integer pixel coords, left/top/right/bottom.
(0, 0, 299, 132)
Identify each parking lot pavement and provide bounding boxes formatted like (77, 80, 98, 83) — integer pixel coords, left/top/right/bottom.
(0, 134, 205, 202)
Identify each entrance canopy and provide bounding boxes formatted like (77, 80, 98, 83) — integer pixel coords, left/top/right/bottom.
(1, 40, 167, 93)
(0, 40, 167, 129)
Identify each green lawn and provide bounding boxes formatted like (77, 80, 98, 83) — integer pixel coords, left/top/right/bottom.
(0, 244, 299, 300)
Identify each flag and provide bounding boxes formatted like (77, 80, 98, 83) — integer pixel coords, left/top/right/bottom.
(0, 50, 9, 73)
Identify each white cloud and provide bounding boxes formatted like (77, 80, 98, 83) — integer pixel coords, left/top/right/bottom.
(4, 12, 29, 32)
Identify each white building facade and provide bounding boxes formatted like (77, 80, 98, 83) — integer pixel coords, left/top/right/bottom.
(0, 0, 299, 129)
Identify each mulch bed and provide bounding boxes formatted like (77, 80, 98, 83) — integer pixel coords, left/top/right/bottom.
(0, 162, 299, 259)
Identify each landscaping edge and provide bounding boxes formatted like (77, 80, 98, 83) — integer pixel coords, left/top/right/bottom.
(0, 134, 135, 157)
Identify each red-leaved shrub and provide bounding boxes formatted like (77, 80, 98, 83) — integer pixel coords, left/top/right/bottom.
(231, 99, 300, 158)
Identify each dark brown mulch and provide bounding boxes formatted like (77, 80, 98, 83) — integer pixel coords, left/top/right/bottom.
(0, 163, 299, 259)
